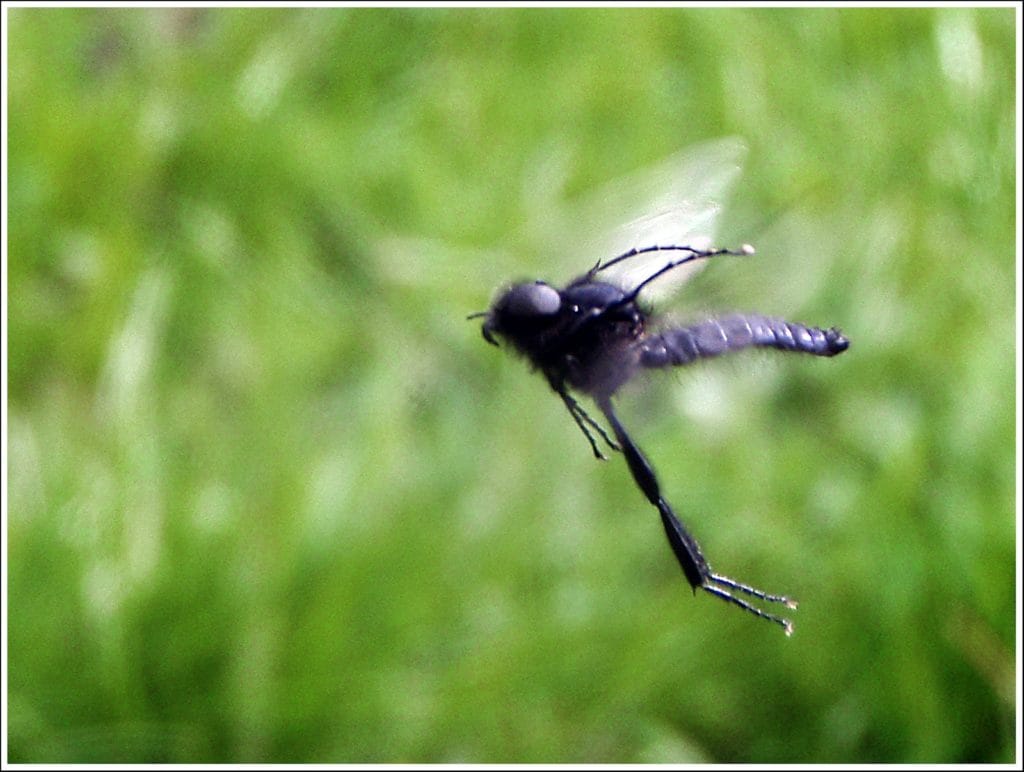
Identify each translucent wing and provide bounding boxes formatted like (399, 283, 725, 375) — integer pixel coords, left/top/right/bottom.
(561, 137, 747, 304)
(375, 137, 746, 311)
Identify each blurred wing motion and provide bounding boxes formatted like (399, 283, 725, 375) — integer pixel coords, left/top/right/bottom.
(562, 137, 747, 303)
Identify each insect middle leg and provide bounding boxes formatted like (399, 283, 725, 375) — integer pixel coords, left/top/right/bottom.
(554, 386, 620, 459)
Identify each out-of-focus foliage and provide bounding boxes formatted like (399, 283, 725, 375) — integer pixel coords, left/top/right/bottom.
(6, 6, 1017, 764)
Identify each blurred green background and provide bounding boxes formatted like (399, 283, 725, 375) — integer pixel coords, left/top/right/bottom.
(6, 6, 1017, 764)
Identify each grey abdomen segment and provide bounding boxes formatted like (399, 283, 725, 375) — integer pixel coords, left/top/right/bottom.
(639, 314, 849, 368)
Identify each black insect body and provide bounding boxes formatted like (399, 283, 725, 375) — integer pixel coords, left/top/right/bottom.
(473, 243, 849, 635)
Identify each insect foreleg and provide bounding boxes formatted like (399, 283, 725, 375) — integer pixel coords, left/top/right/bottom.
(595, 243, 748, 274)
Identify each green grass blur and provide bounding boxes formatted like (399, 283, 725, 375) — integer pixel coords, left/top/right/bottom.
(6, 6, 1017, 764)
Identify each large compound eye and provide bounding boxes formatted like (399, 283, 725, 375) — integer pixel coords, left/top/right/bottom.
(501, 281, 561, 317)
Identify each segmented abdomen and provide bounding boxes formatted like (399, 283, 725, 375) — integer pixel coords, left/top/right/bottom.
(639, 314, 849, 369)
